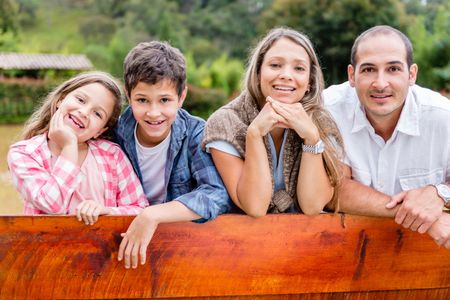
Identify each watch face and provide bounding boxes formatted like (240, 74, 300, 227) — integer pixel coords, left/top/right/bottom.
(317, 140, 325, 152)
(438, 184, 450, 198)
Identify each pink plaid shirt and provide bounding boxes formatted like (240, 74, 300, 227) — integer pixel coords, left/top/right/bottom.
(8, 134, 148, 215)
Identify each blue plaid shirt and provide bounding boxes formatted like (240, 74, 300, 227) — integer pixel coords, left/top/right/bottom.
(114, 107, 232, 222)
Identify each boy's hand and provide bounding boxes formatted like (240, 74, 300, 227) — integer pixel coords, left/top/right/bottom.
(118, 207, 159, 269)
(76, 200, 110, 225)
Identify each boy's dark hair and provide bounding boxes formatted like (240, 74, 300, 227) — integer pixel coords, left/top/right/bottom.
(123, 41, 186, 98)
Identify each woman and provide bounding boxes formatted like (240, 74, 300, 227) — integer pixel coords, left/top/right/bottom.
(203, 27, 343, 216)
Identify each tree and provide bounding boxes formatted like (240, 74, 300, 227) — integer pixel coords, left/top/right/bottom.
(408, 2, 449, 91)
(0, 0, 18, 34)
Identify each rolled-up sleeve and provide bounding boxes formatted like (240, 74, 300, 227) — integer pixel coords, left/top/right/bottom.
(174, 124, 232, 222)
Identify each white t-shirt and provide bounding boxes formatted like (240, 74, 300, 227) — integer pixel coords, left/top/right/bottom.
(135, 125, 171, 204)
(324, 82, 450, 195)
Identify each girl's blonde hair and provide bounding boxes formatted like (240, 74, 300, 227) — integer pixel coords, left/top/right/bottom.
(245, 27, 344, 210)
(22, 71, 123, 141)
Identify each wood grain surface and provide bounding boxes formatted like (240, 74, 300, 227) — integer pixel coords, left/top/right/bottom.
(0, 214, 449, 299)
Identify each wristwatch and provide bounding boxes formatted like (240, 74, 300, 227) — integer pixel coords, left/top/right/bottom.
(434, 184, 450, 206)
(302, 139, 324, 154)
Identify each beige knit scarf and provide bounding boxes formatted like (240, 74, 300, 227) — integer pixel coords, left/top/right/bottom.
(203, 92, 303, 213)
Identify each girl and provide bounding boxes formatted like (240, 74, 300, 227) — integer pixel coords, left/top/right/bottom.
(8, 71, 148, 225)
(203, 27, 343, 216)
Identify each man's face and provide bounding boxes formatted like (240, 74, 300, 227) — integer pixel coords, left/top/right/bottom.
(348, 33, 417, 126)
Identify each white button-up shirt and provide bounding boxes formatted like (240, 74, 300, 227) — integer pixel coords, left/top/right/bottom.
(324, 82, 450, 196)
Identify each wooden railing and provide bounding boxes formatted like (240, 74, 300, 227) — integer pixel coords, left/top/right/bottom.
(1, 214, 449, 299)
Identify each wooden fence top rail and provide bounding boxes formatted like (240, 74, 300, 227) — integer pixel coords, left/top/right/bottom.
(1, 214, 449, 299)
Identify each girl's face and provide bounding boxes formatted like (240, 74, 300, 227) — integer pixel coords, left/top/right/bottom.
(260, 37, 311, 104)
(57, 83, 115, 143)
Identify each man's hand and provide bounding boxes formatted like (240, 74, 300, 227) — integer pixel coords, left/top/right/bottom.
(428, 213, 450, 249)
(118, 207, 158, 269)
(386, 185, 443, 233)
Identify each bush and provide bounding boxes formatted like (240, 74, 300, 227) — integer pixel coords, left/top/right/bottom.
(184, 84, 229, 120)
(0, 82, 53, 124)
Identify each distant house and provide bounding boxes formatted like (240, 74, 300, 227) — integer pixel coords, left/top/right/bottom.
(0, 53, 93, 83)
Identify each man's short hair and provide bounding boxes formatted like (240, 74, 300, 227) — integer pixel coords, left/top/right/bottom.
(350, 25, 414, 67)
(123, 41, 186, 98)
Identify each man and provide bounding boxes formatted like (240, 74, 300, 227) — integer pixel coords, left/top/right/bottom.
(324, 25, 450, 248)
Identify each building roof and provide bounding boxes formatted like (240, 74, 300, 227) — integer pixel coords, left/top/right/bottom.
(0, 53, 93, 70)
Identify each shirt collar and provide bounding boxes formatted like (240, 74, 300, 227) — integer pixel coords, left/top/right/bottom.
(351, 87, 420, 136)
(25, 133, 48, 153)
(395, 88, 420, 136)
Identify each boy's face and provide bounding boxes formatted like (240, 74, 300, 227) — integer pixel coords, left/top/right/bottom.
(129, 80, 186, 147)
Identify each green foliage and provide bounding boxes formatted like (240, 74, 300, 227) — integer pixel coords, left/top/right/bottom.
(407, 2, 450, 91)
(183, 0, 268, 61)
(0, 0, 19, 34)
(187, 53, 244, 96)
(0, 82, 53, 123)
(0, 31, 18, 50)
(16, 0, 38, 28)
(210, 54, 244, 96)
(78, 15, 116, 44)
(184, 84, 229, 120)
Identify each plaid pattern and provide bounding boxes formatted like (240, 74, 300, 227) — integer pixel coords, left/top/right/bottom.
(115, 107, 233, 222)
(8, 134, 148, 215)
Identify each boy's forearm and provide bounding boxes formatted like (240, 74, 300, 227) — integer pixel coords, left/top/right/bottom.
(143, 201, 201, 224)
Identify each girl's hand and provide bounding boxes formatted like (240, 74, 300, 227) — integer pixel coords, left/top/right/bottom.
(76, 200, 110, 225)
(48, 107, 78, 151)
(267, 97, 319, 144)
(248, 99, 288, 137)
(118, 207, 158, 269)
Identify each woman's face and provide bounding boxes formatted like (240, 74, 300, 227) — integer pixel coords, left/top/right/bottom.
(260, 37, 311, 104)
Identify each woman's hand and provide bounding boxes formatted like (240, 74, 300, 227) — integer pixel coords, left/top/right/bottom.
(267, 97, 319, 144)
(248, 99, 288, 137)
(76, 200, 111, 225)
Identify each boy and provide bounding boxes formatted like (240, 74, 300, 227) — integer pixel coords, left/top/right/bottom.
(114, 41, 232, 268)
